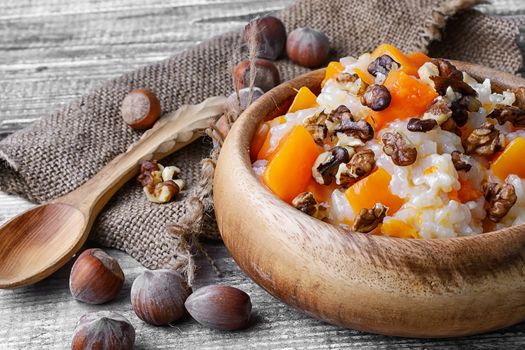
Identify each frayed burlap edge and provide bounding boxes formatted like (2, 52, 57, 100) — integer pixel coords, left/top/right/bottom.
(416, 0, 483, 52)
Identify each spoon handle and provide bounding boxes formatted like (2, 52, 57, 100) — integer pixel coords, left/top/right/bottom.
(54, 96, 225, 218)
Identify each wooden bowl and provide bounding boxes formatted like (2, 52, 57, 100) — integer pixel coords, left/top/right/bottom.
(213, 62, 525, 338)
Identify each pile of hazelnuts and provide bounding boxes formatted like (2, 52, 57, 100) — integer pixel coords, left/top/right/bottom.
(69, 249, 252, 349)
(216, 16, 330, 141)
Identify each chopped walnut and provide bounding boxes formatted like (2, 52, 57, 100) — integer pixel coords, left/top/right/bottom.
(423, 97, 452, 125)
(367, 55, 399, 77)
(361, 84, 391, 111)
(451, 151, 472, 172)
(407, 118, 437, 132)
(138, 160, 185, 203)
(431, 76, 477, 97)
(292, 191, 318, 216)
(483, 182, 517, 222)
(431, 59, 463, 80)
(137, 160, 163, 192)
(328, 105, 353, 123)
(449, 96, 481, 127)
(336, 73, 368, 95)
(382, 132, 417, 166)
(303, 112, 328, 145)
(335, 132, 365, 149)
(464, 121, 505, 156)
(514, 86, 525, 110)
(488, 105, 525, 128)
(144, 180, 180, 204)
(335, 149, 375, 186)
(336, 119, 374, 142)
(456, 95, 482, 112)
(312, 146, 351, 185)
(162, 166, 181, 181)
(352, 203, 388, 233)
(440, 118, 461, 136)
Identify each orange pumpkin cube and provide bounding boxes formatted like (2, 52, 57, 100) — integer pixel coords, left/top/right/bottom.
(345, 168, 404, 215)
(491, 137, 525, 180)
(321, 61, 344, 87)
(263, 126, 322, 203)
(371, 70, 438, 130)
(287, 87, 318, 113)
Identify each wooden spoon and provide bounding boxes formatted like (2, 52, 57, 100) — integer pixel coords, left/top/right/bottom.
(0, 96, 225, 289)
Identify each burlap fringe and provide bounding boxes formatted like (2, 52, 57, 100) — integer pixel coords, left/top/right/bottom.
(164, 20, 261, 286)
(416, 0, 482, 53)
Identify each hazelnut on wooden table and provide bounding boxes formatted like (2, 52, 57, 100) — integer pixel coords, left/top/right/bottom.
(185, 285, 252, 331)
(131, 269, 192, 326)
(121, 88, 161, 129)
(71, 311, 135, 350)
(69, 248, 124, 304)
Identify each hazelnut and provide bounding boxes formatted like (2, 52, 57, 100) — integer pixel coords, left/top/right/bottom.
(69, 248, 124, 305)
(185, 285, 252, 331)
(71, 311, 135, 350)
(121, 88, 161, 129)
(131, 269, 192, 326)
(286, 27, 330, 68)
(242, 16, 286, 60)
(224, 87, 265, 116)
(233, 59, 280, 92)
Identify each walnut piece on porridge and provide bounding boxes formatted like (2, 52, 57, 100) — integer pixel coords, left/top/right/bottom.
(483, 182, 517, 222)
(292, 192, 328, 220)
(335, 149, 376, 186)
(407, 118, 437, 132)
(303, 112, 328, 145)
(431, 59, 463, 81)
(367, 55, 399, 77)
(488, 105, 525, 128)
(382, 131, 417, 166)
(464, 121, 505, 156)
(361, 84, 391, 111)
(352, 203, 388, 233)
(312, 146, 351, 185)
(451, 151, 472, 172)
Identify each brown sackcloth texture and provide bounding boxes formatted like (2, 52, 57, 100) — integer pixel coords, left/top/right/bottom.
(1, 0, 524, 272)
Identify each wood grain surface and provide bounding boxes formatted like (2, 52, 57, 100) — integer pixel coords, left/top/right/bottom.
(1, 0, 525, 349)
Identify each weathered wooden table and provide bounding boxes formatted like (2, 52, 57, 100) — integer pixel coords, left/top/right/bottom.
(1, 0, 525, 348)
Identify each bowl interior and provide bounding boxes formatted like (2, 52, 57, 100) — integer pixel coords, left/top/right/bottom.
(240, 61, 525, 242)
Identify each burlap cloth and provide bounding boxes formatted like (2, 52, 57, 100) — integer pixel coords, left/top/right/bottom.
(1, 0, 524, 274)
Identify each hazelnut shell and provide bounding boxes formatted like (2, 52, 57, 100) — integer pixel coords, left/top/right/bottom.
(286, 27, 330, 68)
(130, 269, 192, 326)
(69, 248, 124, 305)
(121, 88, 161, 129)
(71, 311, 135, 350)
(233, 59, 280, 92)
(184, 285, 252, 331)
(242, 16, 287, 60)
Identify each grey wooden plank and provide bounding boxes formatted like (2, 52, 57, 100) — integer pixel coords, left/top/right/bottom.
(1, 0, 525, 349)
(0, 0, 291, 136)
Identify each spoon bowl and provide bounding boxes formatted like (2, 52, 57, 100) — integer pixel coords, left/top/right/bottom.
(0, 204, 86, 288)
